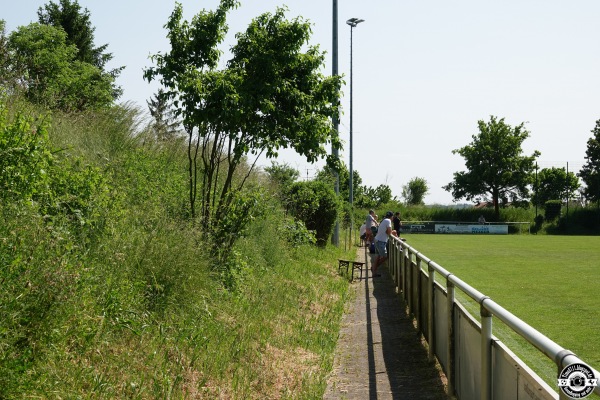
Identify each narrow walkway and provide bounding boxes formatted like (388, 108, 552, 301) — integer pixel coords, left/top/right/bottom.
(324, 246, 449, 400)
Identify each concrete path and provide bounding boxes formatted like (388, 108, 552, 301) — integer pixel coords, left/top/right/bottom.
(324, 246, 449, 400)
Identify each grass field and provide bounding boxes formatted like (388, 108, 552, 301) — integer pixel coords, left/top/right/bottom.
(401, 233, 600, 388)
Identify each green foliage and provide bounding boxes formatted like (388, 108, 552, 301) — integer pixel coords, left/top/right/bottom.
(144, 1, 342, 227)
(146, 89, 181, 141)
(532, 167, 580, 206)
(402, 177, 429, 205)
(8, 23, 114, 111)
(544, 200, 562, 221)
(279, 218, 317, 247)
(211, 188, 266, 253)
(444, 116, 540, 218)
(0, 106, 52, 201)
(37, 0, 123, 98)
(579, 119, 600, 203)
(264, 161, 300, 206)
(288, 180, 339, 246)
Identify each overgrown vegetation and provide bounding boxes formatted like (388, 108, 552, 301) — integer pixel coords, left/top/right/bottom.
(0, 94, 356, 398)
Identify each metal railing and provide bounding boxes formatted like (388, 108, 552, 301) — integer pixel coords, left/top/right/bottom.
(387, 236, 599, 399)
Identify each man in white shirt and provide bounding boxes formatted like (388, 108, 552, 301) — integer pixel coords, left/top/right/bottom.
(371, 211, 397, 277)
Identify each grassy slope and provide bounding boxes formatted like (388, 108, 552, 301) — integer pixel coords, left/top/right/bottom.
(0, 102, 356, 398)
(402, 233, 600, 386)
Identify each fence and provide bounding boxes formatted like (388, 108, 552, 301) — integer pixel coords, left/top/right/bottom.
(399, 221, 531, 234)
(387, 236, 599, 400)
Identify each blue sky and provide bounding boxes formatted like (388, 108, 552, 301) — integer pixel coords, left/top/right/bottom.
(4, 0, 600, 204)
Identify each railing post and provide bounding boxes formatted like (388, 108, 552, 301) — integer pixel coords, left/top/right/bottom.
(403, 246, 409, 297)
(481, 300, 493, 400)
(393, 241, 399, 290)
(415, 257, 422, 331)
(428, 263, 435, 362)
(407, 250, 413, 314)
(447, 279, 455, 397)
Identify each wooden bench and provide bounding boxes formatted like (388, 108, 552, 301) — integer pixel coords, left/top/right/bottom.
(338, 259, 367, 281)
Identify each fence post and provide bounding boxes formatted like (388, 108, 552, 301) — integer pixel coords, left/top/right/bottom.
(403, 246, 409, 297)
(428, 263, 435, 362)
(415, 257, 422, 332)
(481, 300, 493, 400)
(407, 250, 413, 314)
(447, 279, 455, 397)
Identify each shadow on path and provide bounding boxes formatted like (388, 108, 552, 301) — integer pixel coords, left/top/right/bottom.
(324, 246, 448, 400)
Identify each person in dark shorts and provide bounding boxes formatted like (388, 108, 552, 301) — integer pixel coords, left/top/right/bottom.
(371, 211, 398, 277)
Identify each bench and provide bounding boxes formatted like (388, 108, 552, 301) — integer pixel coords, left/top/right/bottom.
(338, 259, 367, 281)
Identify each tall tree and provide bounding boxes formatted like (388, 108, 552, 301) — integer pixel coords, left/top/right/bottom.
(144, 2, 342, 225)
(443, 116, 540, 218)
(316, 163, 364, 204)
(579, 120, 600, 203)
(532, 167, 580, 206)
(147, 89, 181, 141)
(38, 0, 123, 99)
(402, 177, 429, 205)
(0, 20, 21, 94)
(8, 23, 114, 111)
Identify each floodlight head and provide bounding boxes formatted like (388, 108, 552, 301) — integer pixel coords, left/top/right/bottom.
(346, 18, 365, 27)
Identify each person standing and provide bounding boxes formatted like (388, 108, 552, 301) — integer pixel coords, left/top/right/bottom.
(365, 209, 378, 245)
(371, 211, 397, 277)
(392, 212, 402, 236)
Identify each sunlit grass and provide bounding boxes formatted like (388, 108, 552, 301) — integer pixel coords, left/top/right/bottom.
(402, 233, 600, 387)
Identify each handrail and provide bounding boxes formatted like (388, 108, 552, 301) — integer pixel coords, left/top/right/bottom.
(391, 235, 600, 397)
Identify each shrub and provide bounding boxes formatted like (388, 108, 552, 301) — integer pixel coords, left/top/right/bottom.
(0, 106, 52, 202)
(288, 180, 339, 246)
(544, 200, 562, 221)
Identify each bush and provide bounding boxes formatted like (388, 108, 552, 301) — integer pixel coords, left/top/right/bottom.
(288, 180, 339, 246)
(544, 200, 562, 221)
(0, 106, 52, 202)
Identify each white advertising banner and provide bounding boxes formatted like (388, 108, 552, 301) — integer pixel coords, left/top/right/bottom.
(434, 224, 508, 234)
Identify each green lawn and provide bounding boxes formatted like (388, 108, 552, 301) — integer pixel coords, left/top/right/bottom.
(401, 234, 600, 387)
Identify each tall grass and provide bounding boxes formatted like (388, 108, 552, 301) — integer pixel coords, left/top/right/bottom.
(0, 98, 355, 398)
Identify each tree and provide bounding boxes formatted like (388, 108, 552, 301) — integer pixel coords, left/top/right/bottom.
(316, 163, 364, 204)
(37, 0, 123, 99)
(264, 161, 299, 206)
(288, 180, 339, 246)
(264, 162, 300, 189)
(0, 20, 22, 94)
(579, 119, 600, 203)
(8, 23, 114, 111)
(147, 89, 181, 141)
(402, 177, 429, 205)
(532, 167, 580, 206)
(443, 116, 540, 218)
(144, 2, 342, 226)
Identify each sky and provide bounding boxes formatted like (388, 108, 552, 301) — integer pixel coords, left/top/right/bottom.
(4, 0, 600, 204)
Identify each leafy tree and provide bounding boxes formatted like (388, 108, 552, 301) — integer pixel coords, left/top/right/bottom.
(402, 177, 429, 205)
(147, 89, 181, 141)
(373, 184, 393, 205)
(144, 2, 342, 227)
(0, 20, 21, 94)
(37, 0, 123, 99)
(316, 163, 364, 204)
(287, 180, 339, 246)
(264, 161, 299, 208)
(579, 119, 600, 203)
(443, 116, 540, 218)
(8, 23, 114, 111)
(532, 167, 580, 206)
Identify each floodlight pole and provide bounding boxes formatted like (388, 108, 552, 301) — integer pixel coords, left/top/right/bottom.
(331, 0, 340, 246)
(347, 17, 364, 247)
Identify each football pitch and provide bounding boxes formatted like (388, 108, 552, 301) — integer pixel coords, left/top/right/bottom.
(401, 233, 600, 387)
